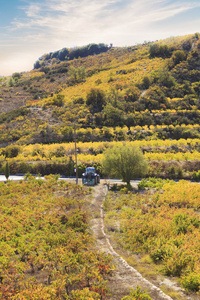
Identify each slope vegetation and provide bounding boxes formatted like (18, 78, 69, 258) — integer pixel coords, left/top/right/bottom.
(1, 33, 200, 145)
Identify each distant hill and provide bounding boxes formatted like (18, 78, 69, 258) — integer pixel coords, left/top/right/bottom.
(1, 33, 200, 145)
(34, 43, 111, 69)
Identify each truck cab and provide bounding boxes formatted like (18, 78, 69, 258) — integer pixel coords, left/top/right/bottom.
(82, 167, 100, 185)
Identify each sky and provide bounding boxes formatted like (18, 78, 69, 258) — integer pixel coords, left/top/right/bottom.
(1, 0, 200, 76)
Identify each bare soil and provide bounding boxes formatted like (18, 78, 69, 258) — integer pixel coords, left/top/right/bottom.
(89, 183, 199, 300)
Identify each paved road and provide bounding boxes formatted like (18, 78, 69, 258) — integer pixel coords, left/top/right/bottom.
(0, 175, 25, 181)
(0, 175, 141, 187)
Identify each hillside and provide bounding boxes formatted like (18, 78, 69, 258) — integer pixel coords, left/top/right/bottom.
(1, 33, 200, 145)
(2, 34, 200, 300)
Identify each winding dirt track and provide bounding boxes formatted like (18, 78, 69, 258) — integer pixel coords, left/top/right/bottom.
(89, 183, 190, 300)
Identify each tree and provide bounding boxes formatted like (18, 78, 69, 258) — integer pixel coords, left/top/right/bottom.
(149, 43, 160, 57)
(4, 161, 10, 180)
(68, 66, 86, 84)
(102, 144, 148, 185)
(142, 76, 151, 89)
(149, 43, 169, 58)
(124, 86, 140, 102)
(103, 103, 123, 126)
(172, 50, 186, 65)
(86, 88, 106, 113)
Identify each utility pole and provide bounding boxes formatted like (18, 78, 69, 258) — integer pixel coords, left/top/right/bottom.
(74, 123, 78, 184)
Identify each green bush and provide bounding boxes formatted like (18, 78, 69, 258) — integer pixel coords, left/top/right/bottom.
(192, 170, 200, 181)
(138, 178, 168, 190)
(150, 245, 169, 263)
(182, 273, 200, 292)
(46, 94, 65, 107)
(2, 145, 20, 158)
(4, 161, 10, 180)
(121, 286, 152, 300)
(162, 250, 191, 277)
(138, 178, 148, 190)
(0, 107, 30, 124)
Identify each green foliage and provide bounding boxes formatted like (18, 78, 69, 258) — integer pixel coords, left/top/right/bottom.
(58, 47, 69, 60)
(8, 77, 15, 87)
(172, 50, 187, 65)
(0, 107, 30, 124)
(4, 161, 10, 180)
(138, 178, 168, 190)
(103, 103, 123, 126)
(192, 170, 200, 181)
(60, 126, 73, 142)
(46, 94, 65, 107)
(149, 43, 169, 58)
(102, 144, 148, 184)
(173, 213, 200, 234)
(68, 66, 86, 84)
(124, 86, 140, 102)
(34, 43, 109, 68)
(162, 249, 192, 277)
(141, 86, 169, 111)
(142, 76, 151, 89)
(2, 33, 200, 146)
(1, 145, 20, 158)
(182, 273, 200, 292)
(86, 88, 106, 113)
(121, 286, 152, 300)
(12, 72, 21, 82)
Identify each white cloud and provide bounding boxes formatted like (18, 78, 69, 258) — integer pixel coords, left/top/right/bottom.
(1, 0, 200, 75)
(11, 0, 200, 45)
(9, 0, 200, 44)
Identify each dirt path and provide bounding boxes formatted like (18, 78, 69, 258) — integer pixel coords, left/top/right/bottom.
(89, 183, 193, 300)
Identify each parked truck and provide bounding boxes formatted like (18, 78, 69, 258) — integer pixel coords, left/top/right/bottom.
(82, 167, 100, 185)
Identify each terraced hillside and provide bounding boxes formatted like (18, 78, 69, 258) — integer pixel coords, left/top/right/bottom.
(1, 34, 200, 180)
(1, 34, 200, 145)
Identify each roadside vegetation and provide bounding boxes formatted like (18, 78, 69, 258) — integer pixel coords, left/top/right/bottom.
(102, 144, 148, 185)
(104, 179, 200, 296)
(1, 139, 200, 181)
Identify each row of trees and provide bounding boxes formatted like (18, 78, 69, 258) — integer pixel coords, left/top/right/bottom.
(3, 144, 148, 186)
(34, 43, 110, 69)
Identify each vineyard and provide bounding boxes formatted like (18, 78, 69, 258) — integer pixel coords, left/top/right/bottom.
(1, 33, 200, 146)
(104, 179, 200, 296)
(1, 32, 200, 299)
(0, 175, 113, 299)
(1, 33, 200, 181)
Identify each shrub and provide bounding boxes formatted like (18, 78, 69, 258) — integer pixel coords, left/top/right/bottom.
(192, 170, 200, 181)
(149, 43, 169, 58)
(121, 286, 152, 300)
(47, 94, 65, 107)
(86, 88, 106, 113)
(4, 161, 10, 180)
(182, 273, 200, 292)
(2, 145, 20, 158)
(102, 144, 148, 185)
(162, 250, 191, 277)
(0, 108, 30, 124)
(138, 178, 148, 190)
(172, 50, 187, 65)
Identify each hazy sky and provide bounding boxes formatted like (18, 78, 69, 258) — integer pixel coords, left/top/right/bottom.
(1, 0, 200, 76)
